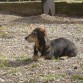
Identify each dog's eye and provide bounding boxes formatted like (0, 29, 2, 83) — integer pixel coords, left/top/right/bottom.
(32, 32, 37, 35)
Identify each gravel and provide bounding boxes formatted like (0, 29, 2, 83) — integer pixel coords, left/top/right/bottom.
(0, 12, 83, 83)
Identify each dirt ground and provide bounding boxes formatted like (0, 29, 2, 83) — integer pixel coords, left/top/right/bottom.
(0, 12, 83, 83)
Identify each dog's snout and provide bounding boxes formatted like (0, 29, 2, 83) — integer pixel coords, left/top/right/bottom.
(25, 37, 27, 40)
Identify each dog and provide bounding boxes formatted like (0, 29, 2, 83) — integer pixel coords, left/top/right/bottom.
(25, 28, 77, 60)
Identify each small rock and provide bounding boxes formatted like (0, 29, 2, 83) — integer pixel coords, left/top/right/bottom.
(0, 78, 5, 82)
(65, 69, 75, 75)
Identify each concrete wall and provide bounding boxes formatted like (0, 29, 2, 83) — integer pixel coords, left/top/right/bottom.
(0, 2, 83, 16)
(55, 2, 83, 15)
(0, 2, 42, 16)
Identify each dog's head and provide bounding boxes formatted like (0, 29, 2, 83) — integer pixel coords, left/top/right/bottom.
(25, 28, 46, 43)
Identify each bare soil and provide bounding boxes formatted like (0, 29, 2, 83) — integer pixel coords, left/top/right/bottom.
(0, 12, 83, 83)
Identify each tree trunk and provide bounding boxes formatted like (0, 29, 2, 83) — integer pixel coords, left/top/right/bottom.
(41, 0, 55, 16)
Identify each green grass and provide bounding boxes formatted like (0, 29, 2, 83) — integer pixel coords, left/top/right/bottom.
(71, 75, 83, 80)
(0, 26, 14, 39)
(28, 79, 36, 83)
(0, 27, 7, 36)
(0, 54, 9, 68)
(0, 54, 32, 68)
(24, 79, 36, 83)
(16, 55, 29, 61)
(24, 74, 65, 83)
(15, 55, 32, 62)
(2, 68, 18, 76)
(42, 74, 65, 81)
(76, 28, 83, 33)
(0, 31, 9, 38)
(76, 0, 83, 1)
(31, 63, 39, 68)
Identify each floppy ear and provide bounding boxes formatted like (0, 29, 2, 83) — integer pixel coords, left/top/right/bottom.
(40, 28, 46, 37)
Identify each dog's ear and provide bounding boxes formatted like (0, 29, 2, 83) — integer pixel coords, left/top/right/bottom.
(40, 28, 46, 36)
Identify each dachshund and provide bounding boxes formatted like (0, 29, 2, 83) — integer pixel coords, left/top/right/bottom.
(25, 28, 77, 60)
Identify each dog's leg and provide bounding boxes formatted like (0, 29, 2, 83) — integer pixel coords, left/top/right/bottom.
(32, 46, 39, 61)
(32, 55, 39, 61)
(38, 55, 45, 61)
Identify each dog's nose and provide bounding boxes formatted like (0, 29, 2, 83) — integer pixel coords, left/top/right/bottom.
(25, 37, 27, 40)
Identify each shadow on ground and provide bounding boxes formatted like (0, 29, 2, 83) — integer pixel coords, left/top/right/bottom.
(11, 15, 83, 24)
(7, 58, 37, 68)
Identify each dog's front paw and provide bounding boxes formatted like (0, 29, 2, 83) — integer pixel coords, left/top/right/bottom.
(32, 55, 39, 61)
(38, 56, 45, 61)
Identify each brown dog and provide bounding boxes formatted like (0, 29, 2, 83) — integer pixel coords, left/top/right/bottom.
(25, 28, 77, 60)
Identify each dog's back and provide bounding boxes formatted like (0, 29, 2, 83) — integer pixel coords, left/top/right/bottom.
(46, 38, 77, 59)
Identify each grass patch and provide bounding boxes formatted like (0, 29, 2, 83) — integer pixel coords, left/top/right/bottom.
(0, 26, 7, 31)
(0, 54, 9, 68)
(52, 58, 59, 62)
(0, 59, 9, 68)
(52, 57, 64, 62)
(76, 0, 83, 1)
(71, 75, 83, 80)
(3, 68, 18, 76)
(0, 31, 14, 39)
(0, 26, 14, 39)
(0, 26, 7, 37)
(28, 79, 36, 83)
(31, 63, 39, 68)
(24, 79, 37, 83)
(16, 55, 32, 62)
(0, 31, 9, 38)
(51, 28, 57, 33)
(43, 74, 65, 81)
(76, 28, 83, 33)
